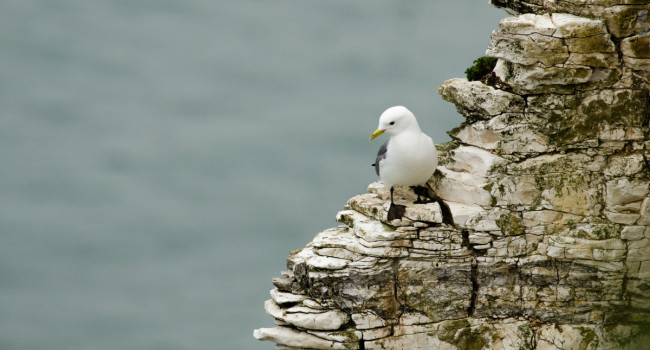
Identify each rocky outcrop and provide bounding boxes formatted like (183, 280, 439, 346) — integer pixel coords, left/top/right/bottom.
(254, 1, 650, 348)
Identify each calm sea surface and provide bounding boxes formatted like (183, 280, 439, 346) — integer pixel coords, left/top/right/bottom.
(0, 1, 504, 349)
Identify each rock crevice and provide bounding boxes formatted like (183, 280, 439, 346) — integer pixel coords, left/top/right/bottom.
(255, 1, 650, 348)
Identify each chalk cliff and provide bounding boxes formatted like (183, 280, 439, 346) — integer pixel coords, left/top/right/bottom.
(255, 1, 650, 348)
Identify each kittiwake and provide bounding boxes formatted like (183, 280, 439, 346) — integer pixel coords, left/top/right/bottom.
(370, 106, 438, 221)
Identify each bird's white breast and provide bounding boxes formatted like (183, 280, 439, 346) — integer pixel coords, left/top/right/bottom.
(379, 131, 438, 188)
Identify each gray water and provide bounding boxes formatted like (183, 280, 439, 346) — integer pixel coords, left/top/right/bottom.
(0, 1, 505, 349)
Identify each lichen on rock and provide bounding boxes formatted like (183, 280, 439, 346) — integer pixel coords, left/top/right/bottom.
(255, 0, 650, 348)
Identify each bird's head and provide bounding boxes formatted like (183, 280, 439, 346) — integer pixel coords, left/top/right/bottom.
(369, 106, 419, 141)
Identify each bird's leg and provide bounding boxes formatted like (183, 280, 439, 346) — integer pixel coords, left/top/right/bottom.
(412, 185, 435, 204)
(387, 187, 407, 221)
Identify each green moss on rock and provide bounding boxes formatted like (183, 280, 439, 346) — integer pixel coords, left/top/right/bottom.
(579, 327, 598, 349)
(516, 324, 535, 350)
(496, 212, 525, 236)
(465, 56, 498, 82)
(546, 90, 647, 146)
(439, 325, 490, 350)
(625, 35, 650, 58)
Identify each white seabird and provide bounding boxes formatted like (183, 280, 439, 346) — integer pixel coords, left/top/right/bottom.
(370, 106, 438, 220)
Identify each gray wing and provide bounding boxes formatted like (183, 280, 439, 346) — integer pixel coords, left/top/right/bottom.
(373, 139, 389, 176)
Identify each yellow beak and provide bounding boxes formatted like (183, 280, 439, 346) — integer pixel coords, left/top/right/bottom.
(369, 129, 385, 141)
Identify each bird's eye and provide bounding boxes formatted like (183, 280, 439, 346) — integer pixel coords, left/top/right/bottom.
(389, 121, 395, 125)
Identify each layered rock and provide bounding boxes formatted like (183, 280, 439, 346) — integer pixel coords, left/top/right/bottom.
(255, 1, 650, 348)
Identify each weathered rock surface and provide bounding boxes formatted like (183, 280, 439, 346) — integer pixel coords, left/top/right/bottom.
(255, 1, 650, 348)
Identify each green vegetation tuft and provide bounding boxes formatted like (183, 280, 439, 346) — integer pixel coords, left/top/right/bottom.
(465, 56, 498, 81)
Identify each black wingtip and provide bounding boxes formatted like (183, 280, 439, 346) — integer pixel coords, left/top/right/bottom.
(436, 197, 455, 226)
(410, 186, 455, 226)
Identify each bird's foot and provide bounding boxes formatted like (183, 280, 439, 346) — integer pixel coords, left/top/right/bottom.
(411, 186, 435, 204)
(387, 202, 407, 221)
(414, 198, 431, 204)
